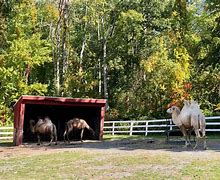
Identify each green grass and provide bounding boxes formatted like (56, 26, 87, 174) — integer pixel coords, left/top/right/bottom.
(0, 141, 13, 147)
(0, 148, 220, 179)
(103, 134, 146, 140)
(0, 135, 220, 179)
(103, 134, 166, 140)
(0, 151, 169, 179)
(104, 133, 220, 141)
(181, 160, 220, 180)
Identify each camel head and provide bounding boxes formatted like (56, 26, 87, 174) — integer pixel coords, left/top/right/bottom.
(167, 106, 180, 114)
(29, 119, 35, 125)
(29, 119, 36, 133)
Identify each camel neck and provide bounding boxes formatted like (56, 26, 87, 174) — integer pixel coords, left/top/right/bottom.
(171, 111, 181, 127)
(30, 123, 35, 133)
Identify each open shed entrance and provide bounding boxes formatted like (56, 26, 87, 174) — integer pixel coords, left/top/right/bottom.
(13, 96, 106, 145)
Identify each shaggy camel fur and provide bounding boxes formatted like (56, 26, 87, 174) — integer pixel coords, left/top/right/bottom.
(29, 117, 57, 145)
(63, 118, 95, 143)
(167, 100, 207, 149)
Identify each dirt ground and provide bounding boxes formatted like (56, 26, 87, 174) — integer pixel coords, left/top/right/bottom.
(0, 137, 220, 159)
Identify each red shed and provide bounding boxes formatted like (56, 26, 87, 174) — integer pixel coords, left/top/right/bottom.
(13, 95, 106, 145)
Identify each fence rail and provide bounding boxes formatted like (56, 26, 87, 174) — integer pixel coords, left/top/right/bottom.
(0, 127, 13, 140)
(1, 116, 220, 142)
(104, 116, 220, 136)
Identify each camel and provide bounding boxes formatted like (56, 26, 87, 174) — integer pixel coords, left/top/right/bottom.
(29, 116, 57, 145)
(63, 118, 95, 143)
(167, 100, 207, 149)
(190, 100, 207, 148)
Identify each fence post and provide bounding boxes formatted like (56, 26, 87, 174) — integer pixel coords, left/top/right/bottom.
(112, 122, 115, 135)
(130, 121, 133, 135)
(170, 119, 172, 131)
(145, 121, 149, 136)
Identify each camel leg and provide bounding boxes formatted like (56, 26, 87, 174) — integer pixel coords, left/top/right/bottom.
(80, 128, 84, 142)
(194, 138, 199, 149)
(201, 129, 207, 150)
(194, 129, 201, 149)
(187, 129, 192, 147)
(179, 126, 189, 147)
(37, 134, 41, 145)
(203, 136, 207, 150)
(66, 131, 71, 143)
(64, 130, 71, 143)
(53, 125, 57, 145)
(54, 134, 57, 145)
(63, 130, 67, 143)
(48, 134, 54, 146)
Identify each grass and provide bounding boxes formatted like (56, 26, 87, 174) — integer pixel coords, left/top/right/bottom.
(103, 134, 168, 140)
(181, 160, 220, 179)
(1, 135, 220, 179)
(103, 134, 146, 140)
(0, 141, 13, 147)
(0, 149, 220, 179)
(103, 133, 220, 146)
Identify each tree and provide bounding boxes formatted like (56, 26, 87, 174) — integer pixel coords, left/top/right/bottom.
(0, 0, 53, 124)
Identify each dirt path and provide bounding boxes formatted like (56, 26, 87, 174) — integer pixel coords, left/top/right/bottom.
(0, 137, 220, 160)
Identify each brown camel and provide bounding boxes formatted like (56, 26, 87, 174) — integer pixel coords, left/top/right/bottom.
(167, 100, 207, 149)
(63, 118, 95, 143)
(29, 117, 57, 145)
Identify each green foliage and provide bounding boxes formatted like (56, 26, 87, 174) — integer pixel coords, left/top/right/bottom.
(0, 0, 53, 124)
(0, 0, 219, 124)
(190, 65, 220, 114)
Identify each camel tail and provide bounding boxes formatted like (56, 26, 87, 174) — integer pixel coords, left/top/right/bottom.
(63, 122, 68, 140)
(198, 114, 201, 131)
(198, 114, 206, 131)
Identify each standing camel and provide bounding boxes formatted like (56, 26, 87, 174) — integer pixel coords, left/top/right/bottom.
(167, 100, 207, 149)
(63, 118, 95, 143)
(29, 116, 57, 145)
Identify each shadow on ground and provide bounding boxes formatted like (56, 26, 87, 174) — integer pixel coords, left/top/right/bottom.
(1, 136, 219, 153)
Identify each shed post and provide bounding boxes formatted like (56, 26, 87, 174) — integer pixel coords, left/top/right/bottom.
(99, 106, 105, 139)
(15, 103, 25, 145)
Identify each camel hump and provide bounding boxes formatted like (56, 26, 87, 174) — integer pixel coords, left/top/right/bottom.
(44, 116, 52, 123)
(36, 118, 44, 127)
(29, 119, 35, 124)
(190, 100, 200, 110)
(72, 117, 80, 121)
(183, 100, 190, 106)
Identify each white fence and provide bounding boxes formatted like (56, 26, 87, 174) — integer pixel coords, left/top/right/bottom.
(0, 127, 13, 141)
(1, 116, 220, 142)
(103, 116, 220, 135)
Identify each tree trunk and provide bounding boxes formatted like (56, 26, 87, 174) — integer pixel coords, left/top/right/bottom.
(97, 18, 102, 96)
(103, 38, 108, 100)
(53, 0, 69, 96)
(79, 1, 88, 73)
(61, 0, 69, 91)
(79, 35, 86, 73)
